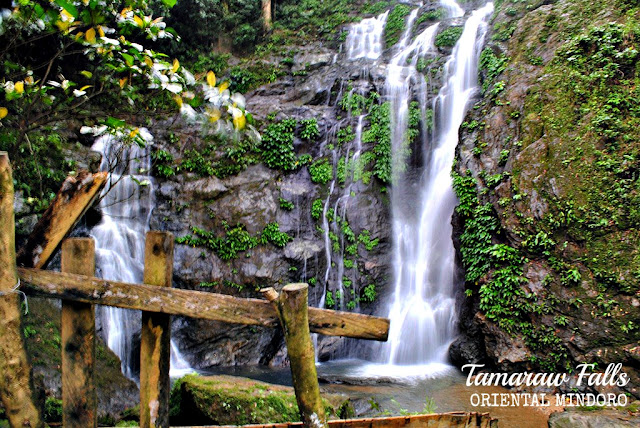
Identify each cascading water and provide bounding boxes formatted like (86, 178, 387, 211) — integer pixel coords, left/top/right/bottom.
(384, 1, 494, 370)
(345, 11, 389, 60)
(319, 0, 494, 377)
(91, 132, 191, 379)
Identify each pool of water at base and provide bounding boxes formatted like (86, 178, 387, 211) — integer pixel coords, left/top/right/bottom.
(195, 359, 551, 428)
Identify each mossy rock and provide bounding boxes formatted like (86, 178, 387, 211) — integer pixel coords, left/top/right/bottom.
(169, 374, 352, 426)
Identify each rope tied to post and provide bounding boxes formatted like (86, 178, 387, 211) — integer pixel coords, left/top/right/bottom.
(0, 279, 29, 314)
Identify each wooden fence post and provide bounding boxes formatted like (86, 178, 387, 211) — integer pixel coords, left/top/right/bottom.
(61, 238, 97, 427)
(140, 231, 173, 428)
(0, 151, 44, 428)
(262, 284, 328, 428)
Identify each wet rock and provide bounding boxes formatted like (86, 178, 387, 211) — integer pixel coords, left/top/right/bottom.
(548, 408, 640, 428)
(184, 176, 228, 199)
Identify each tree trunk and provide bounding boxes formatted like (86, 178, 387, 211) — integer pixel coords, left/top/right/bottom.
(262, 0, 272, 30)
(0, 152, 44, 428)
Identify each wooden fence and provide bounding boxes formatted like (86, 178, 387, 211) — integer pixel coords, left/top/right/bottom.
(0, 152, 498, 428)
(0, 151, 391, 428)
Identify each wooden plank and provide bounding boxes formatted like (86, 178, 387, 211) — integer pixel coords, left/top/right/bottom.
(176, 412, 498, 427)
(0, 152, 44, 428)
(16, 170, 107, 269)
(17, 268, 390, 341)
(140, 232, 172, 428)
(61, 238, 97, 428)
(264, 285, 327, 427)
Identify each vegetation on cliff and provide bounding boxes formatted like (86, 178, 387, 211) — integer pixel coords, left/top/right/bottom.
(453, 0, 640, 390)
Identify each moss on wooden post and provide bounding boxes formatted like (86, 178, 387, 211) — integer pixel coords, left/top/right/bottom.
(262, 284, 328, 428)
(61, 238, 97, 427)
(0, 151, 44, 428)
(140, 231, 173, 428)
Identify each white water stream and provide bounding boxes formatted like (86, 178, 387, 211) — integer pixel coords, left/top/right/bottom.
(91, 133, 192, 379)
(330, 0, 493, 378)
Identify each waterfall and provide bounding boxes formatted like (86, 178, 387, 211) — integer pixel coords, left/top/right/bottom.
(91, 132, 192, 379)
(384, 1, 494, 368)
(345, 11, 389, 60)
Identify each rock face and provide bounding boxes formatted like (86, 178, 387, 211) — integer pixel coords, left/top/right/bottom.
(150, 34, 395, 368)
(450, 0, 640, 399)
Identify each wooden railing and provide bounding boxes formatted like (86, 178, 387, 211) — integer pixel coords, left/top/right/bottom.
(0, 152, 390, 428)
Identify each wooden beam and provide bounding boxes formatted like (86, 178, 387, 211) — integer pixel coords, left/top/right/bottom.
(264, 285, 327, 428)
(17, 268, 390, 341)
(61, 238, 97, 428)
(205, 412, 498, 427)
(16, 170, 107, 269)
(0, 152, 44, 428)
(140, 232, 172, 428)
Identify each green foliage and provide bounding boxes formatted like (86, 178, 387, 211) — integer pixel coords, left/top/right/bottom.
(259, 223, 293, 247)
(151, 0, 264, 55)
(152, 149, 176, 178)
(44, 397, 63, 424)
(279, 197, 295, 211)
(416, 9, 444, 27)
(176, 224, 258, 260)
(260, 118, 298, 171)
(309, 159, 333, 184)
(479, 48, 509, 93)
(452, 170, 569, 369)
(177, 221, 291, 260)
(275, 0, 378, 41)
(363, 102, 392, 183)
(229, 63, 282, 94)
(358, 229, 379, 251)
(361, 283, 377, 303)
(311, 199, 324, 220)
(189, 52, 231, 75)
(325, 291, 335, 307)
(435, 27, 464, 48)
(299, 118, 320, 141)
(384, 4, 412, 47)
(0, 131, 73, 208)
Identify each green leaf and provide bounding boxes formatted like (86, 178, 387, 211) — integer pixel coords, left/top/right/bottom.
(162, 0, 177, 7)
(121, 53, 134, 67)
(105, 116, 125, 128)
(55, 0, 78, 18)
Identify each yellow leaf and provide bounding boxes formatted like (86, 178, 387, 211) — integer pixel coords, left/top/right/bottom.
(233, 113, 246, 130)
(218, 81, 229, 92)
(130, 128, 140, 138)
(173, 95, 183, 108)
(80, 85, 92, 91)
(14, 81, 24, 94)
(144, 57, 154, 68)
(119, 77, 128, 89)
(206, 71, 216, 87)
(80, 70, 93, 79)
(133, 15, 144, 27)
(98, 26, 105, 37)
(85, 27, 96, 43)
(0, 107, 7, 119)
(207, 107, 221, 123)
(171, 59, 180, 73)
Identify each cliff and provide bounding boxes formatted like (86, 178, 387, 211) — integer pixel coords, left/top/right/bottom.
(450, 0, 640, 398)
